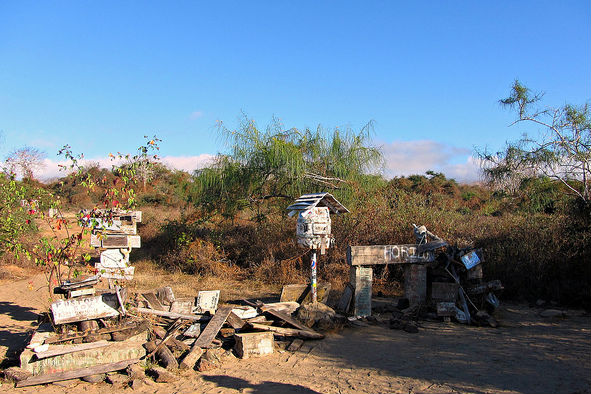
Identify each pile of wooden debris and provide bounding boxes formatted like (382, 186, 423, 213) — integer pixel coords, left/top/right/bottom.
(5, 282, 326, 388)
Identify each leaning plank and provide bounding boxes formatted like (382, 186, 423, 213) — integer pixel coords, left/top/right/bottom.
(249, 323, 324, 339)
(34, 340, 110, 359)
(142, 292, 165, 311)
(132, 307, 204, 321)
(193, 306, 233, 348)
(261, 307, 314, 333)
(16, 358, 140, 387)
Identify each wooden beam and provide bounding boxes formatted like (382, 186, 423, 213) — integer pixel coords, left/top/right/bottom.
(261, 307, 314, 333)
(249, 323, 324, 339)
(16, 358, 140, 387)
(34, 340, 110, 359)
(132, 307, 205, 322)
(347, 245, 435, 266)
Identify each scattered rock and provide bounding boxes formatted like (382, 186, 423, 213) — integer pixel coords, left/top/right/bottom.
(127, 363, 146, 380)
(403, 323, 419, 334)
(197, 348, 224, 371)
(3, 367, 32, 383)
(540, 309, 566, 318)
(149, 366, 175, 383)
(82, 373, 106, 383)
(296, 302, 336, 329)
(52, 378, 80, 387)
(106, 372, 130, 386)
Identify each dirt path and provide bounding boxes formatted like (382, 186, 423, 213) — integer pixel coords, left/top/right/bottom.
(1, 274, 590, 394)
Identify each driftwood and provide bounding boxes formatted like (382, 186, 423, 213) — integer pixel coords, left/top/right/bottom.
(249, 323, 324, 339)
(132, 307, 205, 321)
(16, 358, 140, 387)
(145, 319, 183, 359)
(144, 341, 178, 369)
(34, 340, 110, 360)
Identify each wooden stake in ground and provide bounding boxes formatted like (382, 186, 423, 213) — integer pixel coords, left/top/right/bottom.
(311, 252, 317, 303)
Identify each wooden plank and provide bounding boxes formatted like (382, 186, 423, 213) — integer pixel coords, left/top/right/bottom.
(248, 323, 324, 339)
(44, 320, 143, 344)
(336, 282, 354, 313)
(347, 245, 435, 266)
(132, 307, 204, 322)
(34, 340, 110, 359)
(261, 307, 312, 332)
(16, 358, 140, 387)
(68, 288, 95, 298)
(142, 292, 165, 311)
(179, 343, 203, 370)
(51, 295, 119, 324)
(193, 306, 233, 349)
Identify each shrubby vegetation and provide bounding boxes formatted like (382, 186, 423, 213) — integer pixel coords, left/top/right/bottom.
(2, 83, 589, 307)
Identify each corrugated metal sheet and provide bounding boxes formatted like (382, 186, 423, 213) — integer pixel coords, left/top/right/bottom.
(286, 192, 349, 216)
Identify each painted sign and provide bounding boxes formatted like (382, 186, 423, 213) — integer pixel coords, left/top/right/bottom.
(51, 294, 119, 324)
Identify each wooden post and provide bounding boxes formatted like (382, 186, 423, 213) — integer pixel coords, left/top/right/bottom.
(350, 266, 373, 317)
(311, 252, 317, 303)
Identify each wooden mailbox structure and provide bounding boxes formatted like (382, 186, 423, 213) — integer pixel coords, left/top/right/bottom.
(287, 193, 349, 303)
(84, 210, 142, 281)
(347, 244, 440, 317)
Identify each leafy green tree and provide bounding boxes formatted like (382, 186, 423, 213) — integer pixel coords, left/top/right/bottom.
(480, 80, 590, 205)
(192, 116, 383, 220)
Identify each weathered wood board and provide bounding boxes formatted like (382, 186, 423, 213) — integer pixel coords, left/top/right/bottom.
(90, 234, 141, 248)
(142, 292, 165, 311)
(193, 306, 233, 348)
(17, 358, 140, 387)
(194, 290, 220, 314)
(21, 332, 147, 375)
(95, 264, 135, 280)
(234, 332, 274, 359)
(34, 340, 110, 360)
(347, 245, 435, 265)
(170, 298, 194, 314)
(99, 249, 129, 268)
(336, 282, 354, 313)
(51, 294, 119, 324)
(350, 266, 373, 317)
(279, 283, 331, 304)
(261, 307, 311, 332)
(248, 323, 324, 339)
(133, 307, 204, 322)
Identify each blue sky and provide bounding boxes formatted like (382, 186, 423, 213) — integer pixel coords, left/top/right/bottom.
(0, 1, 589, 181)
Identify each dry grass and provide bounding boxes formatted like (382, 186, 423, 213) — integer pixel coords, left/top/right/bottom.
(129, 259, 284, 302)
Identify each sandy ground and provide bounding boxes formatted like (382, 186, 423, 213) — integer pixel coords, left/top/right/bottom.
(1, 272, 590, 394)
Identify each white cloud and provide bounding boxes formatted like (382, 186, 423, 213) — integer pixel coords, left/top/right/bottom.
(381, 140, 481, 183)
(36, 154, 216, 182)
(189, 110, 204, 120)
(160, 154, 215, 173)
